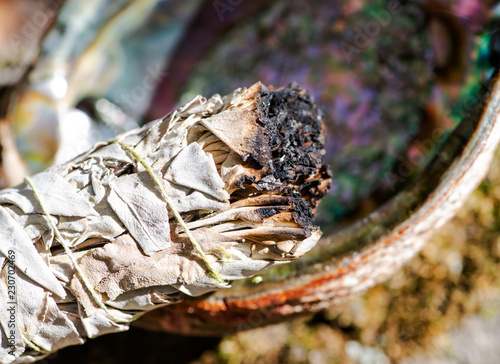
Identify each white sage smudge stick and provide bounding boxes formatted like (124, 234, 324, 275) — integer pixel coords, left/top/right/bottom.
(0, 82, 330, 363)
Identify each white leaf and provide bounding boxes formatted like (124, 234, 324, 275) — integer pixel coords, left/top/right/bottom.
(108, 172, 171, 255)
(164, 142, 229, 202)
(0, 207, 66, 298)
(163, 180, 229, 213)
(0, 173, 98, 217)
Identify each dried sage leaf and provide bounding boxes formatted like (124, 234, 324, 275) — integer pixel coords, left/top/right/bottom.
(108, 172, 172, 255)
(0, 82, 330, 363)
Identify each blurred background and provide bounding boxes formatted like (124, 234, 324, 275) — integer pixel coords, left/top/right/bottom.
(1, 0, 500, 362)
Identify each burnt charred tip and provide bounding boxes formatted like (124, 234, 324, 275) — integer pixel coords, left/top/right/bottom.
(211, 82, 331, 213)
(255, 206, 284, 219)
(289, 193, 315, 228)
(254, 83, 332, 205)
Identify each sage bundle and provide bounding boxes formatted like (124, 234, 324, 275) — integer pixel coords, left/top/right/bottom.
(0, 82, 330, 362)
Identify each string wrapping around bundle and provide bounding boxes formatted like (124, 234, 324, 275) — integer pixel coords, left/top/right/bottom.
(0, 82, 330, 363)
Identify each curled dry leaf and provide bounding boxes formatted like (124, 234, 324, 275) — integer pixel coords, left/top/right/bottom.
(0, 82, 330, 362)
